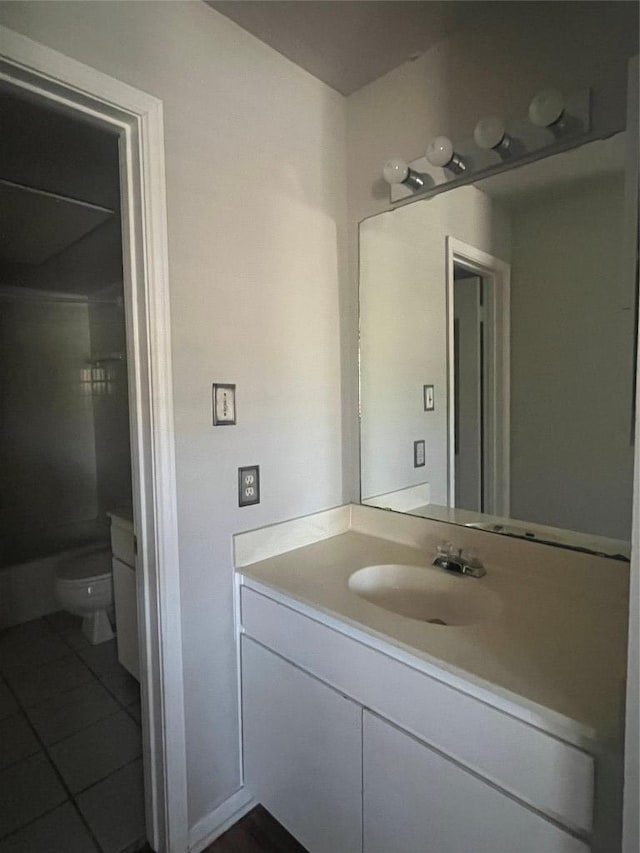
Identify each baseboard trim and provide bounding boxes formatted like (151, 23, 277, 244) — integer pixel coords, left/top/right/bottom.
(189, 787, 256, 852)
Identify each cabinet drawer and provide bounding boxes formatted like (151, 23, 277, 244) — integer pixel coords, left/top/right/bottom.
(240, 584, 594, 834)
(363, 711, 589, 853)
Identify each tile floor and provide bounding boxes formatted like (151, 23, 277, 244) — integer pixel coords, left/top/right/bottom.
(0, 613, 146, 853)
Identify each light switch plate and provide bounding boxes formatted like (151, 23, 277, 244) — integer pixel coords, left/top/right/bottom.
(423, 384, 435, 411)
(414, 440, 425, 468)
(239, 465, 260, 506)
(212, 383, 236, 425)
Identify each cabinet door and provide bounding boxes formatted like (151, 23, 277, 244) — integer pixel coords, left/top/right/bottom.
(363, 711, 589, 853)
(112, 557, 140, 681)
(242, 636, 362, 853)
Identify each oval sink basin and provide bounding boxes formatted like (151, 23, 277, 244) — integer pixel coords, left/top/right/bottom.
(348, 564, 501, 626)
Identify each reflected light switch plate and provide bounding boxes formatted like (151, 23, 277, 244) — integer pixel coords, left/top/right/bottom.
(423, 384, 435, 411)
(212, 383, 236, 425)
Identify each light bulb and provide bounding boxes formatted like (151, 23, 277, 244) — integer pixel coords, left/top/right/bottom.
(426, 136, 454, 168)
(382, 158, 409, 185)
(473, 116, 506, 151)
(528, 89, 564, 128)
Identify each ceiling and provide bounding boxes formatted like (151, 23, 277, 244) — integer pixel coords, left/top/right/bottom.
(0, 180, 113, 266)
(208, 1, 482, 95)
(0, 87, 119, 280)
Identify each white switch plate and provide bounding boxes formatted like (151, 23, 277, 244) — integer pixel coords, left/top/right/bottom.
(414, 440, 425, 468)
(213, 383, 236, 425)
(423, 385, 434, 411)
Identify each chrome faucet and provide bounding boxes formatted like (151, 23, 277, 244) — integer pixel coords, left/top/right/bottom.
(433, 543, 486, 578)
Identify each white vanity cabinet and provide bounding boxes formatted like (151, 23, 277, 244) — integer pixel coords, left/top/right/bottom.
(239, 582, 593, 853)
(242, 637, 362, 853)
(108, 510, 140, 681)
(363, 711, 588, 853)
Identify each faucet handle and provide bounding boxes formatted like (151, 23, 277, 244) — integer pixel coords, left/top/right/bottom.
(461, 547, 482, 568)
(433, 543, 486, 578)
(436, 541, 453, 559)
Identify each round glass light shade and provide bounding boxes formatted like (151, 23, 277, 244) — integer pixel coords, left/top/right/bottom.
(528, 89, 564, 127)
(473, 116, 506, 150)
(382, 158, 409, 185)
(426, 136, 454, 168)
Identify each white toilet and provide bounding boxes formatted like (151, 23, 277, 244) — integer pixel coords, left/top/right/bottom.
(54, 547, 115, 644)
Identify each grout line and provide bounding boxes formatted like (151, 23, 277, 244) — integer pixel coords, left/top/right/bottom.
(2, 617, 146, 852)
(0, 740, 41, 775)
(2, 663, 97, 712)
(68, 799, 104, 853)
(0, 648, 77, 680)
(73, 751, 143, 797)
(0, 799, 75, 846)
(40, 703, 128, 748)
(123, 699, 142, 727)
(46, 618, 140, 715)
(0, 667, 106, 853)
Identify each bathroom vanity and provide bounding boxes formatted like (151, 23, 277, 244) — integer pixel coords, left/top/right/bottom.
(234, 505, 628, 853)
(108, 508, 140, 681)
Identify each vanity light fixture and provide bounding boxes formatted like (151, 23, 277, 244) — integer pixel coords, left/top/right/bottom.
(426, 136, 466, 175)
(384, 86, 589, 204)
(528, 88, 565, 129)
(382, 157, 426, 191)
(473, 116, 513, 158)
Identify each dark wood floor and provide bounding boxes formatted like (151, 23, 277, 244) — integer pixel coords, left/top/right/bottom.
(204, 806, 307, 853)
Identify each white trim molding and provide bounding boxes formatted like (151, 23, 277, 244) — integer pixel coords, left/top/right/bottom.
(445, 237, 511, 517)
(188, 788, 255, 853)
(0, 24, 188, 852)
(623, 53, 640, 853)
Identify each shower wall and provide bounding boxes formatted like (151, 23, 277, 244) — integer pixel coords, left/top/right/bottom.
(0, 285, 132, 627)
(0, 294, 100, 567)
(89, 299, 133, 518)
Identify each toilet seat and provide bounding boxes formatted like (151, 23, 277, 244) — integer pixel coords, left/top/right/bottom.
(56, 548, 112, 583)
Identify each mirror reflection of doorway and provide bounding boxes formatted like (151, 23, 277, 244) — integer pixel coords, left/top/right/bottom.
(447, 237, 511, 519)
(453, 267, 485, 513)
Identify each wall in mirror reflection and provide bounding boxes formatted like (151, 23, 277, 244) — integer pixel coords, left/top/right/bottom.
(359, 133, 634, 548)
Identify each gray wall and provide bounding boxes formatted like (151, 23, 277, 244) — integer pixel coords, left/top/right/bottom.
(509, 175, 633, 539)
(0, 1, 348, 828)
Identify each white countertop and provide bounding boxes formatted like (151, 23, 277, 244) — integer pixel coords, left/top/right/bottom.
(107, 506, 134, 532)
(236, 505, 629, 749)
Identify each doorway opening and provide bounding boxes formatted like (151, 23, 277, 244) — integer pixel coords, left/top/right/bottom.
(0, 79, 148, 853)
(0, 23, 188, 853)
(446, 237, 511, 518)
(452, 265, 486, 513)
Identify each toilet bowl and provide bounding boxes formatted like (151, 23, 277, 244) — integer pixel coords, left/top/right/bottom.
(54, 548, 115, 644)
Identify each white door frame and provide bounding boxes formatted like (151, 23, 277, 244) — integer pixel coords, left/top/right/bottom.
(623, 53, 639, 853)
(0, 25, 188, 853)
(446, 237, 511, 517)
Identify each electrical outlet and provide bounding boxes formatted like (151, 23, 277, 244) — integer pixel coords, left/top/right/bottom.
(238, 465, 260, 506)
(414, 440, 425, 468)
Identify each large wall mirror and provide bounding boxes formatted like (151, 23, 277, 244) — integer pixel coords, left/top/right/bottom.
(359, 130, 636, 558)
